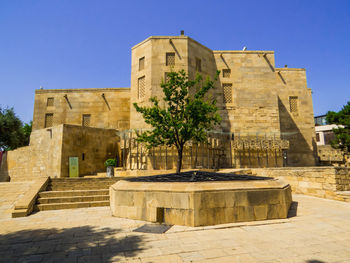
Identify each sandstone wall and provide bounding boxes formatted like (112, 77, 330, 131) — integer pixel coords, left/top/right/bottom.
(28, 34, 316, 168)
(129, 35, 316, 167)
(276, 68, 316, 166)
(130, 37, 153, 129)
(32, 88, 130, 131)
(251, 167, 350, 200)
(317, 145, 344, 163)
(0, 124, 120, 180)
(0, 125, 64, 181)
(60, 125, 119, 177)
(130, 36, 190, 129)
(213, 51, 280, 135)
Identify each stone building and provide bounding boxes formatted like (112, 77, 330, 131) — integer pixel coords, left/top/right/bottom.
(1, 33, 317, 179)
(128, 34, 316, 167)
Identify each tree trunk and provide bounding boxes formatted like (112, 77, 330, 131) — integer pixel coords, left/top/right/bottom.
(176, 146, 183, 174)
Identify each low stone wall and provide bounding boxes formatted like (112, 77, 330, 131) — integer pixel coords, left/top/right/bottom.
(250, 167, 350, 200)
(317, 145, 343, 163)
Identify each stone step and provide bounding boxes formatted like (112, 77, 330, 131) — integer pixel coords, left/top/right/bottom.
(48, 182, 115, 185)
(47, 179, 120, 191)
(34, 200, 110, 211)
(37, 195, 109, 204)
(39, 189, 109, 198)
(50, 178, 121, 183)
(47, 186, 111, 191)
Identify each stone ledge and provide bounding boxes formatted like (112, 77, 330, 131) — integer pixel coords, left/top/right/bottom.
(11, 177, 49, 218)
(112, 179, 290, 192)
(35, 87, 130, 94)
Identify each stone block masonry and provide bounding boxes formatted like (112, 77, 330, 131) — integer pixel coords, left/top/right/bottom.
(110, 178, 292, 226)
(0, 124, 119, 180)
(33, 88, 130, 131)
(24, 33, 317, 171)
(249, 167, 350, 200)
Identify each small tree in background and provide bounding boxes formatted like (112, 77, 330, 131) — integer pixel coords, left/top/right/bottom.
(326, 101, 350, 155)
(22, 121, 32, 146)
(0, 107, 32, 151)
(133, 70, 222, 173)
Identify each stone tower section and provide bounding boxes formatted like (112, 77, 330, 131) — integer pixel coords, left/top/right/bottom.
(130, 36, 189, 129)
(274, 68, 316, 166)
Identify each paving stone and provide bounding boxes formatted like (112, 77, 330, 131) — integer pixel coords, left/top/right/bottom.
(0, 194, 350, 262)
(141, 254, 182, 263)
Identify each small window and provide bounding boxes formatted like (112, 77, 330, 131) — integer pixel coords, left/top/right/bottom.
(166, 53, 175, 66)
(316, 133, 320, 142)
(289, 96, 298, 113)
(139, 57, 145, 71)
(82, 114, 91, 127)
(45, 113, 53, 128)
(195, 58, 201, 72)
(138, 76, 145, 99)
(223, 69, 231, 78)
(223, 83, 233, 103)
(47, 97, 54, 107)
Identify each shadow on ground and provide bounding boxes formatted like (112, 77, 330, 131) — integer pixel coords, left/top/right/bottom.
(287, 201, 299, 218)
(0, 226, 144, 263)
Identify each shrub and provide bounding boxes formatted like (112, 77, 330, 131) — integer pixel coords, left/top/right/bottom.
(104, 158, 117, 167)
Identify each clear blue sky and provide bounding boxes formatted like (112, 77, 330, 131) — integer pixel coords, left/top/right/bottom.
(0, 0, 349, 123)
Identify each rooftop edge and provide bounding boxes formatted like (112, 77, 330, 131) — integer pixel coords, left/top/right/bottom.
(35, 87, 130, 94)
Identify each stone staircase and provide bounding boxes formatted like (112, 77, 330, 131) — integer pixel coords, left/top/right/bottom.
(34, 177, 121, 211)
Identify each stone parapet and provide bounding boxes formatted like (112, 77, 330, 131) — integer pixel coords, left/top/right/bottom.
(248, 167, 350, 200)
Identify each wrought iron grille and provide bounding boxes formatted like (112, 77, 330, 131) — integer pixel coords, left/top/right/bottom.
(82, 114, 91, 127)
(289, 96, 298, 112)
(223, 83, 233, 103)
(138, 76, 145, 99)
(166, 53, 175, 66)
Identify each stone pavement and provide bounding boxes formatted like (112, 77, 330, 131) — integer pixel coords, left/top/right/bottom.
(1, 194, 350, 263)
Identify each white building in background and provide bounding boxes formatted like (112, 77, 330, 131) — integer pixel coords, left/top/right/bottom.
(314, 115, 343, 164)
(314, 115, 342, 146)
(315, 124, 338, 146)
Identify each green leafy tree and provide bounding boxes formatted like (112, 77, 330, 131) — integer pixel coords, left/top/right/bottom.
(326, 101, 350, 153)
(22, 121, 32, 146)
(0, 107, 31, 151)
(133, 70, 222, 173)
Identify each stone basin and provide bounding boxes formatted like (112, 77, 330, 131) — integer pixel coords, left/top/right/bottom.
(110, 172, 292, 226)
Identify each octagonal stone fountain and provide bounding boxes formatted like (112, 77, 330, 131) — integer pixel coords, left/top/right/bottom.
(110, 171, 292, 227)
